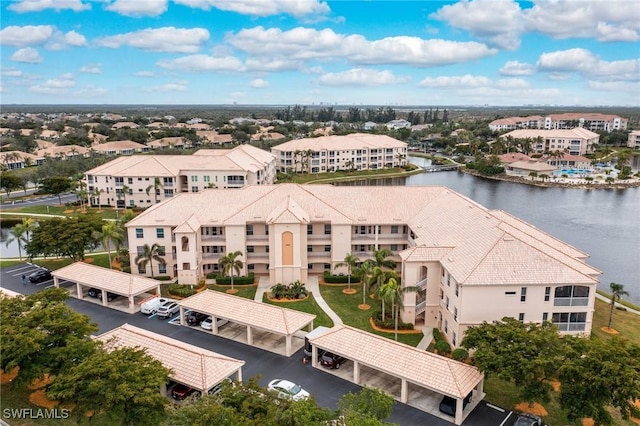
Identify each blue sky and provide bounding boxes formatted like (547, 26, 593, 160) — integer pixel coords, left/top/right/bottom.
(1, 0, 639, 106)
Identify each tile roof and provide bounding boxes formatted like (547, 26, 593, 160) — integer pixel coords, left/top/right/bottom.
(128, 184, 600, 287)
(310, 325, 483, 398)
(96, 324, 244, 391)
(271, 133, 407, 151)
(179, 290, 315, 335)
(52, 262, 160, 295)
(508, 161, 557, 172)
(92, 140, 147, 151)
(502, 128, 599, 140)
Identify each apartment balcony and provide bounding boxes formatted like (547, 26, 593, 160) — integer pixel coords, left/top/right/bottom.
(308, 252, 331, 259)
(226, 182, 244, 188)
(352, 234, 376, 241)
(308, 234, 331, 240)
(377, 233, 408, 240)
(439, 299, 448, 310)
(202, 252, 222, 260)
(247, 252, 269, 260)
(164, 181, 174, 187)
(115, 182, 123, 187)
(553, 297, 589, 307)
(246, 234, 268, 241)
(200, 235, 225, 242)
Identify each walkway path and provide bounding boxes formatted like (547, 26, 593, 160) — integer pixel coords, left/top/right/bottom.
(595, 292, 640, 315)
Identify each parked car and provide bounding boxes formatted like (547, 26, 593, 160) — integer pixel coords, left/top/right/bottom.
(87, 288, 120, 302)
(156, 301, 179, 318)
(439, 392, 472, 416)
(267, 379, 309, 401)
(200, 316, 229, 330)
(319, 352, 346, 369)
(171, 383, 199, 401)
(186, 311, 208, 326)
(28, 269, 52, 283)
(514, 413, 544, 426)
(141, 296, 170, 315)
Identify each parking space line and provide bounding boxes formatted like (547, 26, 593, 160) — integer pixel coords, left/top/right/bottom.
(11, 267, 38, 276)
(44, 285, 54, 289)
(499, 411, 513, 426)
(36, 279, 54, 286)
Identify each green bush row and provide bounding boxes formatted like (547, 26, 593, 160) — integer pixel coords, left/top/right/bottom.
(451, 348, 469, 361)
(213, 273, 255, 285)
(466, 162, 505, 176)
(154, 276, 173, 281)
(322, 273, 361, 284)
(371, 311, 414, 330)
(167, 283, 197, 297)
(270, 281, 308, 300)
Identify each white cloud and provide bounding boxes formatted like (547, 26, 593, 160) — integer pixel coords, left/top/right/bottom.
(537, 48, 640, 81)
(0, 25, 54, 47)
(499, 60, 535, 76)
(135, 71, 155, 77)
(524, 0, 640, 42)
(588, 80, 640, 92)
(46, 30, 88, 50)
(105, 0, 168, 17)
(227, 27, 497, 66)
(249, 78, 269, 88)
(74, 85, 108, 98)
(29, 73, 76, 94)
(319, 68, 409, 86)
(174, 0, 330, 17)
(431, 0, 524, 50)
(80, 63, 102, 74)
(143, 82, 189, 92)
(96, 27, 209, 53)
(418, 74, 492, 88)
(11, 47, 43, 63)
(1, 68, 24, 77)
(156, 54, 245, 72)
(245, 58, 303, 72)
(8, 0, 90, 13)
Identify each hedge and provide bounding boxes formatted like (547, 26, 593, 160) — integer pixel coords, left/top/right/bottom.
(214, 273, 255, 285)
(434, 340, 452, 355)
(323, 274, 361, 284)
(451, 348, 469, 361)
(167, 283, 197, 297)
(371, 310, 414, 331)
(154, 276, 173, 281)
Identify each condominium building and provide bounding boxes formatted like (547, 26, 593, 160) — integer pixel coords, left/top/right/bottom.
(126, 184, 600, 345)
(628, 130, 640, 150)
(489, 113, 627, 132)
(270, 133, 407, 173)
(499, 128, 599, 156)
(84, 144, 276, 208)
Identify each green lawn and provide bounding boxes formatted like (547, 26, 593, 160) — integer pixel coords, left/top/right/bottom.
(596, 289, 640, 311)
(207, 283, 257, 300)
(592, 298, 640, 345)
(0, 255, 112, 271)
(319, 283, 423, 347)
(1, 205, 121, 220)
(263, 293, 334, 328)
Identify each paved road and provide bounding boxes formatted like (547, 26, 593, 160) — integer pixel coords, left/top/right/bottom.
(1, 263, 513, 426)
(1, 192, 77, 208)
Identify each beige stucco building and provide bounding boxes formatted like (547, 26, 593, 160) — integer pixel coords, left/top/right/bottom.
(126, 184, 600, 346)
(270, 133, 407, 173)
(84, 144, 277, 208)
(499, 128, 600, 156)
(490, 113, 627, 132)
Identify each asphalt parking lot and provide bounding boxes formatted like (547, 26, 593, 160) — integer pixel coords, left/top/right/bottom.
(1, 263, 514, 426)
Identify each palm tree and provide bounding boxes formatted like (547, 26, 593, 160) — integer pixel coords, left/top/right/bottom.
(371, 248, 396, 270)
(95, 222, 124, 269)
(370, 267, 399, 319)
(4, 222, 28, 261)
(218, 250, 243, 291)
(608, 282, 629, 329)
(335, 253, 360, 291)
(119, 184, 130, 208)
(134, 243, 166, 278)
(145, 177, 163, 204)
(379, 277, 419, 341)
(354, 259, 374, 308)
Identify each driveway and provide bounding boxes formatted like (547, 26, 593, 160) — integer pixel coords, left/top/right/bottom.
(1, 263, 511, 426)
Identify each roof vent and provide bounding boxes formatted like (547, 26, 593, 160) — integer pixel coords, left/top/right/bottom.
(448, 257, 454, 262)
(433, 242, 438, 246)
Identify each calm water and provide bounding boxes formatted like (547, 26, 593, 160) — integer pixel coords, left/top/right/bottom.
(340, 156, 640, 304)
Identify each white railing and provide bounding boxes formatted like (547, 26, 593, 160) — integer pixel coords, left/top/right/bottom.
(416, 300, 426, 314)
(416, 275, 428, 289)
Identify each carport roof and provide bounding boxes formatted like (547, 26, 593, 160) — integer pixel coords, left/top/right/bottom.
(179, 290, 315, 335)
(52, 262, 159, 296)
(96, 323, 244, 391)
(309, 325, 483, 399)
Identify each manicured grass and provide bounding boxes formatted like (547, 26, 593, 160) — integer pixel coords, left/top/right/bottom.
(320, 283, 423, 347)
(263, 293, 334, 328)
(30, 254, 112, 271)
(0, 259, 22, 267)
(596, 289, 640, 311)
(592, 298, 640, 345)
(207, 284, 257, 300)
(1, 205, 122, 220)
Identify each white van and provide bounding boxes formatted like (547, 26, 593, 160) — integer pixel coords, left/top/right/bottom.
(140, 296, 171, 315)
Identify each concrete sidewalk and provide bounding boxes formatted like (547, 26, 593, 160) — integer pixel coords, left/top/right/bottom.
(595, 292, 640, 315)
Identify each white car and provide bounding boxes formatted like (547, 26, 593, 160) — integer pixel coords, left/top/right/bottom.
(140, 296, 171, 315)
(267, 379, 310, 401)
(200, 316, 229, 330)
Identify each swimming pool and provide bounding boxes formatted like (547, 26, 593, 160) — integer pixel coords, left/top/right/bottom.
(553, 169, 592, 176)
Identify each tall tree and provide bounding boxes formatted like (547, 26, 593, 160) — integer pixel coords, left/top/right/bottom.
(335, 253, 360, 291)
(146, 177, 164, 204)
(607, 282, 629, 329)
(462, 317, 567, 404)
(26, 214, 103, 261)
(218, 250, 243, 291)
(95, 221, 124, 269)
(135, 243, 166, 278)
(0, 171, 22, 196)
(379, 277, 418, 341)
(354, 259, 374, 308)
(47, 345, 170, 425)
(40, 176, 74, 205)
(3, 219, 34, 260)
(338, 385, 394, 422)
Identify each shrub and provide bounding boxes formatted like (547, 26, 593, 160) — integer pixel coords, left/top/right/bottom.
(432, 328, 442, 341)
(167, 283, 196, 297)
(371, 311, 414, 331)
(323, 274, 361, 284)
(269, 281, 308, 300)
(215, 272, 255, 285)
(434, 340, 451, 355)
(451, 348, 469, 362)
(154, 276, 173, 281)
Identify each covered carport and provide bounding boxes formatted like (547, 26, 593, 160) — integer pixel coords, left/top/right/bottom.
(310, 325, 485, 425)
(178, 290, 315, 357)
(95, 323, 244, 396)
(52, 262, 161, 314)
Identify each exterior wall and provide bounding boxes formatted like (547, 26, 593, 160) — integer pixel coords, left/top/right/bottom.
(271, 223, 307, 285)
(175, 230, 199, 284)
(628, 131, 640, 150)
(128, 226, 173, 278)
(491, 114, 626, 133)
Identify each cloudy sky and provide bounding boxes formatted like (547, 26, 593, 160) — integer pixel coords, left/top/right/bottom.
(1, 0, 639, 106)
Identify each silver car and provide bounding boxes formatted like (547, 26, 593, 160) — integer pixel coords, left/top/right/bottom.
(156, 301, 179, 318)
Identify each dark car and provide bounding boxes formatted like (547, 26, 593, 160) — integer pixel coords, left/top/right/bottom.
(28, 269, 52, 283)
(319, 352, 346, 369)
(439, 393, 472, 416)
(87, 288, 119, 302)
(171, 383, 199, 401)
(186, 311, 208, 326)
(514, 413, 544, 426)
